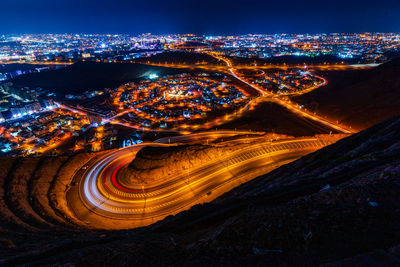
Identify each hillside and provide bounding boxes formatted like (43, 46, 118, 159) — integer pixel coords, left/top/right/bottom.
(0, 114, 399, 265)
(10, 62, 182, 97)
(119, 144, 239, 185)
(218, 100, 337, 136)
(0, 63, 48, 73)
(293, 58, 400, 130)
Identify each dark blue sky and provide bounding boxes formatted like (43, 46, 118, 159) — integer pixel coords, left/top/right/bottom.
(1, 0, 399, 34)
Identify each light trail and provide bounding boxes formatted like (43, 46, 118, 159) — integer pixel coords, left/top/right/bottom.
(55, 102, 88, 115)
(153, 130, 265, 144)
(206, 52, 354, 134)
(55, 55, 353, 135)
(0, 60, 73, 65)
(135, 61, 378, 71)
(69, 134, 344, 229)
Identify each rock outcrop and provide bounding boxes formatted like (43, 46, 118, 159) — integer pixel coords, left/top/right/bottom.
(118, 143, 243, 186)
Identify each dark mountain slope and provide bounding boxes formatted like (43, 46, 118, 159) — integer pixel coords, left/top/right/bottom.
(1, 115, 400, 266)
(293, 58, 400, 130)
(10, 62, 182, 97)
(0, 63, 47, 73)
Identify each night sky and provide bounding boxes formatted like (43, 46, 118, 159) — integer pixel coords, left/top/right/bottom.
(1, 0, 399, 34)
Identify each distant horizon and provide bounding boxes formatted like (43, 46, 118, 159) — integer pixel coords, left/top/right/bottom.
(1, 0, 399, 35)
(2, 32, 400, 36)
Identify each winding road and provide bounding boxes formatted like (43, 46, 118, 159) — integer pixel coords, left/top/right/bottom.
(67, 133, 343, 229)
(207, 52, 353, 134)
(65, 52, 353, 230)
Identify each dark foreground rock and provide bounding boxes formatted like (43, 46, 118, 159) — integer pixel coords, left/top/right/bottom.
(1, 115, 400, 266)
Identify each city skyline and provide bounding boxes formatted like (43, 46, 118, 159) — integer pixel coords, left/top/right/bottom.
(1, 0, 400, 34)
(1, 1, 400, 265)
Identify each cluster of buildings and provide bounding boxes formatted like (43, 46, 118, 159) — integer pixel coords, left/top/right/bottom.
(0, 109, 89, 156)
(1, 33, 399, 64)
(0, 80, 90, 155)
(207, 33, 400, 62)
(249, 69, 325, 95)
(0, 82, 57, 123)
(0, 33, 181, 63)
(113, 73, 248, 130)
(0, 32, 399, 156)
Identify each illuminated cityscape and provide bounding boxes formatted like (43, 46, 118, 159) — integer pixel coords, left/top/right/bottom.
(1, 0, 400, 265)
(1, 33, 400, 64)
(2, 32, 399, 155)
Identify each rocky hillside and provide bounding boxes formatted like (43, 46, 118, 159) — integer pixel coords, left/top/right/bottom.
(119, 142, 248, 185)
(0, 115, 400, 266)
(293, 58, 400, 130)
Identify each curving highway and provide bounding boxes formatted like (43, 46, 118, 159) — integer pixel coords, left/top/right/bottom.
(67, 134, 343, 229)
(205, 52, 354, 134)
(63, 52, 354, 230)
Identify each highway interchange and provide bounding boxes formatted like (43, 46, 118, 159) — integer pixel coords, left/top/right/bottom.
(64, 52, 355, 229)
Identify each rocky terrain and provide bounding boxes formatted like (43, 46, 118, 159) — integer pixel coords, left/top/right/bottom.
(219, 100, 337, 136)
(293, 58, 400, 130)
(119, 142, 249, 185)
(0, 115, 399, 266)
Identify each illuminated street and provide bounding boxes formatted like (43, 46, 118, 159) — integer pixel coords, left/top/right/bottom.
(205, 52, 354, 133)
(1, 0, 400, 265)
(67, 133, 344, 229)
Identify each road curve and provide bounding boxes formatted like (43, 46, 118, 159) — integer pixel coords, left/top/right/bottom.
(67, 135, 343, 229)
(207, 52, 354, 134)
